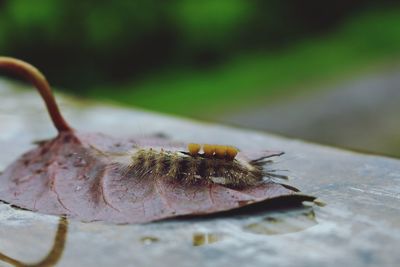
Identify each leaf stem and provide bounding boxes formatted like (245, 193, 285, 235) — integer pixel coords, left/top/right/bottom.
(0, 57, 72, 132)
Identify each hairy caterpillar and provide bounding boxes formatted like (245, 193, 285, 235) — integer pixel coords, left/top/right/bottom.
(111, 143, 286, 188)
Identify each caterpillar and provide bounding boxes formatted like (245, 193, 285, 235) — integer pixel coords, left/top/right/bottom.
(112, 143, 286, 188)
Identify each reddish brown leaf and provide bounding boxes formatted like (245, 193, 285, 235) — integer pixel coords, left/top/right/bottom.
(0, 57, 314, 224)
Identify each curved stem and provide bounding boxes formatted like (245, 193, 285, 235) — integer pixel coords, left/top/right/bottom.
(0, 57, 73, 132)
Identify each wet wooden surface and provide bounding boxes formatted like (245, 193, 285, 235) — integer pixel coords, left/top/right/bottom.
(0, 79, 399, 267)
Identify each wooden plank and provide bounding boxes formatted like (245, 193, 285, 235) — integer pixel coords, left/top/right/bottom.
(0, 79, 399, 267)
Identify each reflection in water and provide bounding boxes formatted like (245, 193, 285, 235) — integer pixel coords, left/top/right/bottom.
(313, 198, 326, 207)
(140, 236, 160, 245)
(244, 206, 317, 235)
(0, 202, 319, 265)
(192, 233, 223, 246)
(0, 217, 68, 267)
(192, 206, 317, 246)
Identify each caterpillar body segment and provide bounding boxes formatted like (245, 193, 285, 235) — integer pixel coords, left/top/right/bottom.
(111, 143, 285, 188)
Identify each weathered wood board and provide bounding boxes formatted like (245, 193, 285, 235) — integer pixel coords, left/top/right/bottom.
(0, 79, 399, 267)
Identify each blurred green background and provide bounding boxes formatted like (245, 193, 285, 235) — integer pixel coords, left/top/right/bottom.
(1, 0, 400, 156)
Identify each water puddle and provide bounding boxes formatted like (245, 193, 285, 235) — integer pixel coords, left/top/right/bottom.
(0, 217, 68, 267)
(140, 236, 160, 245)
(192, 233, 224, 246)
(243, 206, 317, 235)
(191, 204, 318, 246)
(0, 199, 320, 265)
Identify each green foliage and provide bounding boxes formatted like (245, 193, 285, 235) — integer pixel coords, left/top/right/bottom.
(1, 0, 395, 89)
(0, 0, 399, 119)
(84, 1, 161, 49)
(89, 9, 400, 118)
(170, 0, 253, 46)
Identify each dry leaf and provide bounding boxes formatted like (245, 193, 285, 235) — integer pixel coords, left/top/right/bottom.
(0, 57, 314, 224)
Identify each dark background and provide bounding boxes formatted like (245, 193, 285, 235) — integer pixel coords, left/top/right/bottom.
(0, 0, 397, 89)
